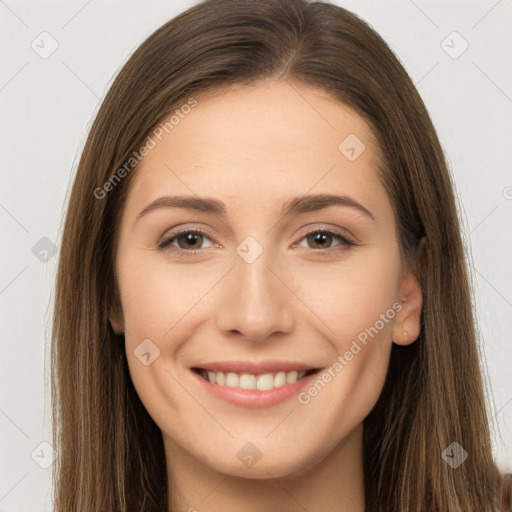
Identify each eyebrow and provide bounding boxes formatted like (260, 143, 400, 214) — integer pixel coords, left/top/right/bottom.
(135, 193, 376, 224)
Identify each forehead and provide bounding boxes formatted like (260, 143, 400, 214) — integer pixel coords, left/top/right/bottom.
(126, 81, 387, 217)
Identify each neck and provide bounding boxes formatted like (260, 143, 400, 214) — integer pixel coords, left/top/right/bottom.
(165, 424, 365, 512)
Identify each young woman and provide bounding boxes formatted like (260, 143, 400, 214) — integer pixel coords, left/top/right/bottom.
(51, 0, 510, 510)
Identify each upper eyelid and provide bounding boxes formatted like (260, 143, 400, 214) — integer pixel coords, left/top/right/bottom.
(159, 226, 218, 245)
(158, 224, 355, 248)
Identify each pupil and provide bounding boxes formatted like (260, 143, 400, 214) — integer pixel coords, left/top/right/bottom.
(180, 233, 202, 249)
(311, 232, 330, 248)
(177, 232, 333, 250)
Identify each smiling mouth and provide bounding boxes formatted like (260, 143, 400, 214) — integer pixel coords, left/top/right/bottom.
(191, 367, 320, 391)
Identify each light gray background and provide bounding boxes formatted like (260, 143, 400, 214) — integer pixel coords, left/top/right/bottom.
(1, 0, 511, 509)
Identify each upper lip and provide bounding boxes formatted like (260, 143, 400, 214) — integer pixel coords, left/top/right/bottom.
(191, 360, 322, 374)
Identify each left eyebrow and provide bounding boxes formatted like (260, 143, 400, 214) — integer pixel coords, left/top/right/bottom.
(281, 193, 376, 222)
(135, 193, 376, 224)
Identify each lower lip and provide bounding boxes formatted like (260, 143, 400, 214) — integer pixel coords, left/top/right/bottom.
(191, 370, 319, 409)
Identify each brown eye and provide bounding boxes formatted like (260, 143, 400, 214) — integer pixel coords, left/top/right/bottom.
(157, 227, 356, 256)
(296, 229, 356, 253)
(306, 231, 335, 249)
(175, 232, 204, 250)
(158, 230, 215, 253)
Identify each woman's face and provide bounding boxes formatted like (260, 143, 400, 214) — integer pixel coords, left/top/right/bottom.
(111, 81, 422, 479)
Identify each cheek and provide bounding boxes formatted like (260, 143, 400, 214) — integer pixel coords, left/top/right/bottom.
(117, 256, 218, 338)
(296, 249, 402, 428)
(292, 249, 399, 414)
(117, 259, 214, 427)
(118, 243, 400, 358)
(295, 249, 400, 346)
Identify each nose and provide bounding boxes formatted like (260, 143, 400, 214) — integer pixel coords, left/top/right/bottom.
(216, 246, 295, 343)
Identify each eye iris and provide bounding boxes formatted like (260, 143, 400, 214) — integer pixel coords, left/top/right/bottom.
(168, 230, 343, 252)
(308, 232, 332, 249)
(177, 232, 203, 250)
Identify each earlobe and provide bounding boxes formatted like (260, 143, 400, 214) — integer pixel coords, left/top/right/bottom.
(109, 312, 124, 334)
(109, 314, 124, 335)
(392, 268, 423, 346)
(109, 295, 125, 335)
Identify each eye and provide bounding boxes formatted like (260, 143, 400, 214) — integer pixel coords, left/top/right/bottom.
(157, 226, 357, 255)
(294, 229, 357, 254)
(158, 229, 216, 254)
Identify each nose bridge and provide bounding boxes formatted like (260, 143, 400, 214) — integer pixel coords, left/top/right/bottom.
(216, 236, 295, 343)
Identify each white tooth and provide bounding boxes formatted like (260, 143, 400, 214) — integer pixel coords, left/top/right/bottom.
(216, 371, 225, 386)
(256, 373, 275, 391)
(225, 372, 239, 387)
(286, 370, 299, 384)
(273, 371, 286, 388)
(207, 370, 309, 389)
(239, 373, 257, 390)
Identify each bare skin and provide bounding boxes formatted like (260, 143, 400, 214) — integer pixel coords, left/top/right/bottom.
(110, 80, 422, 512)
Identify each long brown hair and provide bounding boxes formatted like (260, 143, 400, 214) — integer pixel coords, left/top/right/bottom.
(51, 0, 505, 510)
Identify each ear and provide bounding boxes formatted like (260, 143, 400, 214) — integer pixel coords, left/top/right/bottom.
(392, 266, 423, 346)
(109, 309, 124, 334)
(109, 289, 125, 334)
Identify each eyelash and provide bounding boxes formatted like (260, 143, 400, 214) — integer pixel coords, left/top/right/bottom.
(157, 227, 358, 256)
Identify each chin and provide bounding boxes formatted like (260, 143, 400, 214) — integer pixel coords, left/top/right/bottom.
(196, 439, 328, 480)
